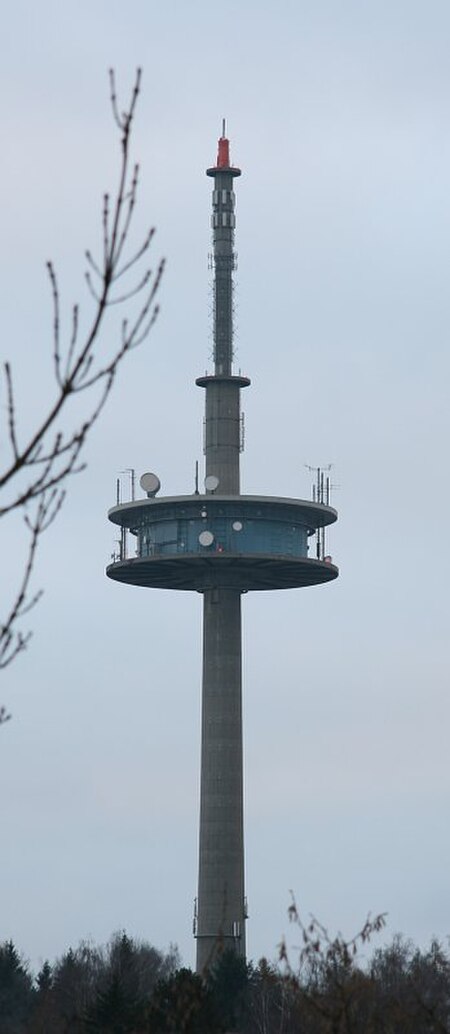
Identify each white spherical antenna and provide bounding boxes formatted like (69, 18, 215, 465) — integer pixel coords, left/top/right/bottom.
(139, 472, 161, 497)
(199, 530, 214, 547)
(232, 521, 243, 531)
(204, 474, 219, 493)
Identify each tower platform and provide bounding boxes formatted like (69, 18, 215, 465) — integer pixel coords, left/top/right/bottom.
(106, 494, 338, 591)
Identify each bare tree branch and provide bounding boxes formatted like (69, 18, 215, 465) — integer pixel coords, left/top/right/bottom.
(1, 67, 164, 715)
(0, 493, 63, 669)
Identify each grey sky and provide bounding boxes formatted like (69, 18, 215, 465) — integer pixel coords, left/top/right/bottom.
(1, 0, 449, 971)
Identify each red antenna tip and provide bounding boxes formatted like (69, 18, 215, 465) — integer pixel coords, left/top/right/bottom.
(216, 118, 230, 167)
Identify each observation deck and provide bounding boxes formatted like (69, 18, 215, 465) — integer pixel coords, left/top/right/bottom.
(106, 494, 338, 592)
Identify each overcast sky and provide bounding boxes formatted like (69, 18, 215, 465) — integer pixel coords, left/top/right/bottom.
(1, 0, 450, 972)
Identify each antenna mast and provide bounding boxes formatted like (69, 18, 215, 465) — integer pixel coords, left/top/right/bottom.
(206, 120, 240, 376)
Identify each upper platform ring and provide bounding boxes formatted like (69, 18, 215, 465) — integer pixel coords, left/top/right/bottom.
(206, 165, 241, 178)
(196, 374, 251, 389)
(108, 494, 338, 531)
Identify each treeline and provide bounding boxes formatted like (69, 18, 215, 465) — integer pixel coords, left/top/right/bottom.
(1, 927, 450, 1032)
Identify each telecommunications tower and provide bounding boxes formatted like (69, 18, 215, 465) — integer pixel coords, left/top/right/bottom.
(106, 125, 338, 972)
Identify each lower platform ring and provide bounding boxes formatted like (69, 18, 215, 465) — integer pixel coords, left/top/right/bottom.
(106, 553, 339, 592)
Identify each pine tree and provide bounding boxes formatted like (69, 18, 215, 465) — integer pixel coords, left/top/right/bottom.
(0, 939, 34, 1032)
(36, 960, 53, 994)
(146, 968, 220, 1033)
(84, 971, 143, 1032)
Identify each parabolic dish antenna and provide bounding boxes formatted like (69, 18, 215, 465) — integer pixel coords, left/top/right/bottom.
(199, 530, 214, 547)
(204, 474, 219, 492)
(139, 472, 161, 497)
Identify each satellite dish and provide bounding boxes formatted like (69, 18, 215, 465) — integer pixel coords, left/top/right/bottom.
(140, 472, 161, 497)
(204, 474, 219, 493)
(232, 521, 243, 532)
(199, 530, 214, 547)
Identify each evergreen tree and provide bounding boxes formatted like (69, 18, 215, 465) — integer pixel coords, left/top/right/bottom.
(28, 959, 58, 1033)
(207, 950, 250, 1032)
(36, 960, 53, 993)
(84, 971, 143, 1032)
(0, 940, 34, 1032)
(146, 968, 220, 1033)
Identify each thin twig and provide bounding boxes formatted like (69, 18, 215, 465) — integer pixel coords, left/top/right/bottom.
(47, 262, 62, 387)
(4, 363, 19, 460)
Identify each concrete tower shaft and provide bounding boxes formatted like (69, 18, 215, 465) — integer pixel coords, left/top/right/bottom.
(196, 588, 245, 970)
(195, 127, 247, 971)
